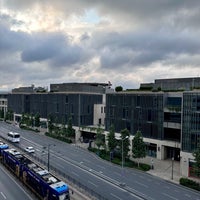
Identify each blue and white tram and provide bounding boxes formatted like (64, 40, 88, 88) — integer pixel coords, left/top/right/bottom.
(2, 148, 70, 200)
(0, 141, 9, 159)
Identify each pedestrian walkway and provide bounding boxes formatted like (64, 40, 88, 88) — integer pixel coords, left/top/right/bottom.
(132, 156, 181, 184)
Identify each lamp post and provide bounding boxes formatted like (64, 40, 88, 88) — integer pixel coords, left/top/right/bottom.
(43, 144, 55, 171)
(121, 136, 129, 170)
(115, 135, 129, 170)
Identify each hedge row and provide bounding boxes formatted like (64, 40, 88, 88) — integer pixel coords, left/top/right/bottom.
(180, 178, 200, 191)
(88, 147, 150, 171)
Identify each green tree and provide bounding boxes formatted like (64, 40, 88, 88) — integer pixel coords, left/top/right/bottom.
(107, 125, 117, 152)
(95, 126, 105, 150)
(5, 110, 13, 121)
(193, 141, 200, 169)
(0, 109, 4, 118)
(30, 114, 34, 127)
(34, 113, 40, 128)
(20, 113, 25, 125)
(66, 116, 75, 137)
(61, 117, 67, 136)
(119, 129, 130, 160)
(115, 86, 123, 92)
(48, 114, 54, 134)
(26, 113, 32, 127)
(132, 130, 146, 167)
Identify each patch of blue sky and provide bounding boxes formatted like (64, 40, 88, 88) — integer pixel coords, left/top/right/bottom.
(81, 9, 100, 24)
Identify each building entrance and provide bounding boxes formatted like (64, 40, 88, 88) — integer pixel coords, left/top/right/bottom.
(166, 147, 180, 161)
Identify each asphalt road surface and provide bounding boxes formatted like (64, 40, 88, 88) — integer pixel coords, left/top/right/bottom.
(0, 164, 35, 200)
(0, 122, 200, 200)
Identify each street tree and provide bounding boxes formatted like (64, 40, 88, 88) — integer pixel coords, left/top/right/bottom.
(107, 124, 117, 152)
(0, 109, 4, 119)
(119, 129, 130, 160)
(132, 130, 146, 167)
(193, 141, 200, 169)
(66, 116, 75, 137)
(95, 126, 105, 150)
(34, 113, 40, 128)
(61, 117, 67, 136)
(48, 114, 54, 134)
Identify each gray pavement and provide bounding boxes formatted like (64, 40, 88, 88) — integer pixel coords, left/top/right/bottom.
(134, 156, 181, 184)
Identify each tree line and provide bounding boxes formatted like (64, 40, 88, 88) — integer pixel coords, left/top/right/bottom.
(95, 124, 146, 167)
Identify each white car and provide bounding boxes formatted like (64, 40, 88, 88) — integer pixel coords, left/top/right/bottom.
(24, 146, 35, 153)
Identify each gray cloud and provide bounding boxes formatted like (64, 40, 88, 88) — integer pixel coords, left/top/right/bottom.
(89, 30, 200, 69)
(4, 0, 200, 29)
(1, 0, 200, 90)
(0, 22, 27, 54)
(21, 32, 92, 67)
(21, 33, 66, 62)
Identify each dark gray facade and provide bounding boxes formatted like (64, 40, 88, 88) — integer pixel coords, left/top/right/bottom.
(154, 77, 200, 91)
(105, 92, 164, 139)
(8, 94, 30, 114)
(50, 82, 111, 93)
(182, 92, 200, 152)
(8, 93, 102, 126)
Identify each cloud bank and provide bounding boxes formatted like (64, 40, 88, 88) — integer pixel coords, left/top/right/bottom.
(1, 0, 200, 90)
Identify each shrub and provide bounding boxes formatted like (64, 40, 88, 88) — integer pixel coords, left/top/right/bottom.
(180, 178, 200, 191)
(87, 147, 151, 171)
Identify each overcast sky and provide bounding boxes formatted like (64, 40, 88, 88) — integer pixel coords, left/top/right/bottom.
(1, 0, 200, 91)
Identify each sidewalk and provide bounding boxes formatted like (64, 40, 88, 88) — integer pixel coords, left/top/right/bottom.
(135, 156, 181, 184)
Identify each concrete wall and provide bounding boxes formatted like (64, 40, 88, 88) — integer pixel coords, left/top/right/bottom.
(93, 104, 105, 126)
(180, 151, 194, 177)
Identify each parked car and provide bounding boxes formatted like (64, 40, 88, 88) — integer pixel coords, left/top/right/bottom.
(24, 146, 35, 153)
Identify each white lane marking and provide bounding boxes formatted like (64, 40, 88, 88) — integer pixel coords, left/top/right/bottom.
(114, 172, 121, 176)
(162, 192, 179, 200)
(72, 171, 79, 177)
(83, 158, 91, 163)
(88, 181, 98, 187)
(1, 192, 6, 199)
(134, 181, 149, 188)
(110, 193, 122, 200)
(55, 162, 64, 169)
(96, 164, 106, 170)
(184, 194, 191, 198)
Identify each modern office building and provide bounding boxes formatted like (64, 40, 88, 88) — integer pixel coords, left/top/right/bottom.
(105, 91, 181, 160)
(3, 78, 200, 178)
(8, 83, 111, 126)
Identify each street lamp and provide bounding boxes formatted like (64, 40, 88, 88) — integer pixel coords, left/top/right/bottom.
(121, 136, 129, 170)
(116, 135, 129, 170)
(43, 144, 55, 171)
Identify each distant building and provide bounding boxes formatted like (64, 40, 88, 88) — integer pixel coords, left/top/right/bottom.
(50, 82, 113, 94)
(0, 92, 8, 118)
(154, 77, 200, 91)
(12, 84, 48, 93)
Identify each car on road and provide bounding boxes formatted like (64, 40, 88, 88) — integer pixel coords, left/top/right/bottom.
(24, 146, 35, 153)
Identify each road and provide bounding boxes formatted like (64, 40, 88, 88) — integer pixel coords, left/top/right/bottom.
(0, 164, 35, 200)
(0, 122, 200, 200)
